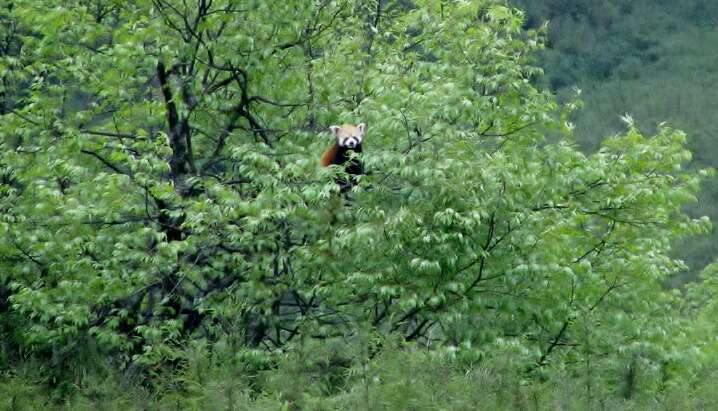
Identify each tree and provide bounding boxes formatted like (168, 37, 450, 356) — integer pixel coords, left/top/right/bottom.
(0, 0, 708, 394)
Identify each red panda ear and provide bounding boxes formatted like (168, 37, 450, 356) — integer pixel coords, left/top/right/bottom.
(329, 125, 340, 137)
(357, 123, 365, 135)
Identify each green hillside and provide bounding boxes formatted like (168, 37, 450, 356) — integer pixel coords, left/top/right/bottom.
(514, 0, 718, 281)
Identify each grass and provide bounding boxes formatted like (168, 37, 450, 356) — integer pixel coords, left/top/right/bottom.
(3, 340, 718, 410)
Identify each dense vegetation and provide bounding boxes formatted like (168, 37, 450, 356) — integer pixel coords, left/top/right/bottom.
(515, 0, 718, 280)
(1, 0, 717, 409)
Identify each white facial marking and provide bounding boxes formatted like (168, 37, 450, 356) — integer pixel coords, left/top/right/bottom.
(332, 123, 365, 148)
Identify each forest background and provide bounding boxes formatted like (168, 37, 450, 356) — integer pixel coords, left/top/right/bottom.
(2, 0, 718, 410)
(514, 0, 718, 285)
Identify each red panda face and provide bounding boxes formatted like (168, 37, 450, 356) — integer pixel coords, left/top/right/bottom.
(330, 123, 365, 149)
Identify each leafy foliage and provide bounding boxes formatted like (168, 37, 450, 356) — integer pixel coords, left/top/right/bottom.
(0, 0, 714, 407)
(514, 0, 718, 280)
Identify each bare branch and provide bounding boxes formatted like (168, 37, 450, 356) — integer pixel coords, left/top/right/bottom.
(81, 149, 132, 176)
(80, 129, 145, 140)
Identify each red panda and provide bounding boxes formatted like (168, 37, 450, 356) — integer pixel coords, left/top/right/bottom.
(320, 123, 365, 193)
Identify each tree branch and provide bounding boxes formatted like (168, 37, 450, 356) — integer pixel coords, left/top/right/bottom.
(81, 149, 132, 176)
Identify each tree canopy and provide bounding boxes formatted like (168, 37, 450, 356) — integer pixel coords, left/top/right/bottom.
(0, 0, 715, 408)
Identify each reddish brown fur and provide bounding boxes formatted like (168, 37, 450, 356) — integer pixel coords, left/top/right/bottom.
(320, 123, 365, 193)
(320, 124, 363, 167)
(320, 143, 339, 167)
